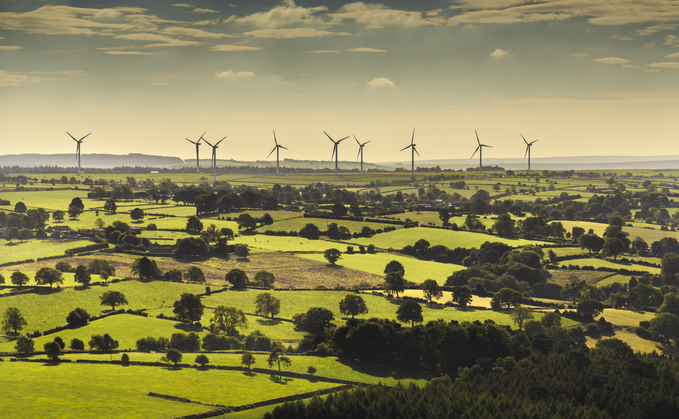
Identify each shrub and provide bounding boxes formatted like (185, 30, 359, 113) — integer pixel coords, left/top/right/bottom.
(70, 338, 85, 350)
(121, 353, 130, 365)
(147, 223, 157, 230)
(244, 330, 271, 351)
(170, 332, 201, 351)
(55, 261, 72, 273)
(66, 308, 91, 327)
(15, 336, 34, 354)
(195, 354, 210, 366)
(165, 348, 183, 365)
(367, 244, 375, 253)
(201, 333, 242, 350)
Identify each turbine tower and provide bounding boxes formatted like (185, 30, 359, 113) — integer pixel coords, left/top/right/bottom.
(202, 136, 225, 183)
(521, 134, 538, 172)
(470, 130, 492, 174)
(399, 128, 419, 176)
(66, 132, 90, 176)
(268, 130, 289, 175)
(324, 131, 349, 175)
(354, 135, 370, 172)
(185, 132, 205, 174)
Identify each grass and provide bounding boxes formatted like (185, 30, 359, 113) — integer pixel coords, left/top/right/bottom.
(0, 239, 93, 265)
(231, 235, 348, 253)
(346, 227, 548, 250)
(548, 269, 615, 286)
(596, 308, 654, 327)
(594, 274, 631, 287)
(297, 252, 464, 284)
(556, 257, 660, 275)
(0, 361, 336, 418)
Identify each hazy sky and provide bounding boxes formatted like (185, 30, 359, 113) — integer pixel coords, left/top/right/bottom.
(1, 0, 679, 163)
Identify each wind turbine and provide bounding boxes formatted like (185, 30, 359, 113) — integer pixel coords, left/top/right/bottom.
(185, 132, 205, 174)
(202, 136, 225, 182)
(521, 134, 538, 172)
(470, 130, 492, 173)
(324, 131, 349, 175)
(268, 130, 289, 175)
(399, 128, 419, 176)
(354, 135, 370, 172)
(66, 132, 90, 176)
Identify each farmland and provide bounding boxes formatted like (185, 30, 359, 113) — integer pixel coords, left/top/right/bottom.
(2, 168, 679, 417)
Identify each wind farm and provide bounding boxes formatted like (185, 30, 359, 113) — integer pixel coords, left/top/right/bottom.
(399, 128, 420, 176)
(202, 136, 226, 183)
(354, 135, 370, 173)
(470, 130, 492, 174)
(324, 131, 350, 176)
(522, 134, 539, 172)
(267, 130, 289, 175)
(185, 133, 204, 174)
(66, 132, 91, 176)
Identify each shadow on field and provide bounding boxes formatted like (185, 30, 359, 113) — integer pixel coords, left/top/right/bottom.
(269, 375, 292, 385)
(174, 323, 203, 332)
(243, 371, 256, 377)
(256, 318, 283, 327)
(655, 342, 679, 356)
(337, 358, 434, 382)
(32, 287, 63, 296)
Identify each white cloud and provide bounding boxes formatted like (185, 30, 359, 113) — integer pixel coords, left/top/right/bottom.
(216, 69, 255, 79)
(161, 26, 235, 38)
(666, 52, 679, 58)
(0, 46, 23, 50)
(608, 35, 634, 41)
(665, 35, 679, 46)
(244, 28, 351, 38)
(300, 50, 338, 53)
(448, 0, 679, 26)
(193, 8, 219, 14)
(172, 4, 193, 7)
(489, 48, 511, 58)
(92, 9, 123, 22)
(595, 57, 631, 64)
(114, 33, 202, 47)
(647, 62, 679, 68)
(367, 77, 395, 87)
(348, 47, 386, 52)
(570, 52, 588, 57)
(226, 1, 327, 28)
(0, 70, 43, 86)
(211, 44, 262, 52)
(0, 5, 135, 36)
(104, 51, 155, 55)
(329, 2, 439, 27)
(636, 23, 677, 36)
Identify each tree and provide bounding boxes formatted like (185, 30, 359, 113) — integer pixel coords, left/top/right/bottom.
(323, 248, 342, 265)
(88, 334, 119, 351)
(195, 354, 210, 367)
(491, 288, 522, 309)
(541, 311, 562, 327)
(95, 218, 105, 229)
(14, 201, 27, 213)
(88, 259, 116, 277)
(35, 267, 64, 288)
(164, 268, 183, 282)
(452, 286, 473, 308)
(649, 312, 679, 343)
(384, 260, 405, 277)
(0, 273, 4, 285)
(130, 208, 145, 222)
(602, 237, 626, 260)
(237, 213, 257, 231)
(15, 336, 34, 354)
(658, 292, 679, 317)
(577, 299, 604, 321)
(225, 268, 249, 289)
(6, 226, 19, 244)
(211, 306, 248, 335)
(511, 305, 534, 330)
(579, 233, 605, 254)
(241, 352, 256, 370)
(173, 293, 204, 324)
(267, 345, 292, 381)
(254, 270, 275, 288)
(493, 213, 515, 237)
(100, 290, 128, 310)
(174, 237, 211, 259)
(2, 307, 27, 335)
(70, 338, 85, 350)
(421, 279, 443, 303)
(255, 292, 280, 319)
(299, 223, 320, 239)
(68, 205, 83, 219)
(186, 216, 203, 234)
(52, 210, 65, 222)
(44, 341, 62, 362)
(165, 348, 183, 366)
(185, 266, 206, 283)
(396, 301, 423, 327)
(661, 253, 679, 279)
(74, 265, 91, 286)
(561, 276, 587, 304)
(11, 271, 29, 287)
(294, 307, 334, 334)
(384, 272, 405, 299)
(339, 294, 369, 318)
(132, 257, 160, 280)
(234, 243, 250, 258)
(66, 308, 91, 327)
(104, 199, 117, 214)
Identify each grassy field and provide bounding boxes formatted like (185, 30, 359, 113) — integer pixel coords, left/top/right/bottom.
(594, 274, 631, 286)
(0, 239, 93, 265)
(346, 227, 548, 250)
(297, 252, 464, 284)
(0, 361, 336, 418)
(556, 257, 661, 275)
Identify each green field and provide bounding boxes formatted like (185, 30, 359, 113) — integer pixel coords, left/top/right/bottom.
(0, 239, 93, 265)
(297, 252, 464, 284)
(556, 257, 661, 275)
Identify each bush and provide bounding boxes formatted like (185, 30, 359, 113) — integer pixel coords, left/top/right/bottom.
(367, 244, 375, 253)
(201, 333, 242, 350)
(636, 326, 652, 339)
(66, 308, 91, 327)
(70, 338, 85, 350)
(170, 332, 201, 351)
(244, 330, 271, 351)
(195, 354, 210, 366)
(586, 324, 600, 336)
(147, 223, 157, 230)
(55, 261, 72, 273)
(121, 353, 130, 365)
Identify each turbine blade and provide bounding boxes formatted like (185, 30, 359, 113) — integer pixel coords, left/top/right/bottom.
(411, 127, 415, 145)
(414, 147, 420, 157)
(215, 137, 226, 146)
(338, 136, 349, 143)
(531, 139, 539, 145)
(198, 132, 206, 142)
(203, 139, 214, 147)
(331, 146, 336, 161)
(475, 130, 480, 145)
(267, 146, 276, 158)
(66, 132, 77, 141)
(471, 146, 480, 159)
(273, 130, 278, 146)
(524, 145, 529, 158)
(79, 133, 91, 141)
(186, 138, 196, 144)
(364, 141, 371, 145)
(281, 146, 289, 150)
(400, 145, 411, 152)
(521, 134, 528, 145)
(356, 148, 361, 161)
(354, 135, 360, 145)
(324, 131, 335, 143)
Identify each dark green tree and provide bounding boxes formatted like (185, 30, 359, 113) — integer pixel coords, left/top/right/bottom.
(2, 307, 27, 335)
(226, 268, 249, 288)
(421, 279, 443, 303)
(185, 266, 206, 283)
(74, 265, 91, 286)
(396, 301, 423, 327)
(452, 286, 473, 308)
(577, 299, 605, 321)
(186, 216, 203, 234)
(88, 334, 119, 351)
(339, 294, 368, 318)
(323, 248, 342, 265)
(100, 290, 128, 310)
(173, 293, 204, 324)
(11, 271, 29, 287)
(35, 267, 64, 288)
(130, 208, 145, 222)
(131, 256, 160, 280)
(44, 341, 62, 362)
(255, 292, 280, 319)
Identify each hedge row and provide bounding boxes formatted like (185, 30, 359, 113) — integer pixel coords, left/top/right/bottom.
(65, 242, 109, 255)
(0, 259, 35, 267)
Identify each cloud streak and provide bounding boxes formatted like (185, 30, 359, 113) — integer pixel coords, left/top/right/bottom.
(367, 77, 395, 87)
(244, 28, 351, 38)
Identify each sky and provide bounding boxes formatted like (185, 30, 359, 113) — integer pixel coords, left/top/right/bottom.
(1, 0, 679, 163)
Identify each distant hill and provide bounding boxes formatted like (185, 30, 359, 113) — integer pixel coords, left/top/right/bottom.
(0, 153, 184, 168)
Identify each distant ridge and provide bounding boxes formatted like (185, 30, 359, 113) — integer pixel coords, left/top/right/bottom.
(0, 153, 184, 168)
